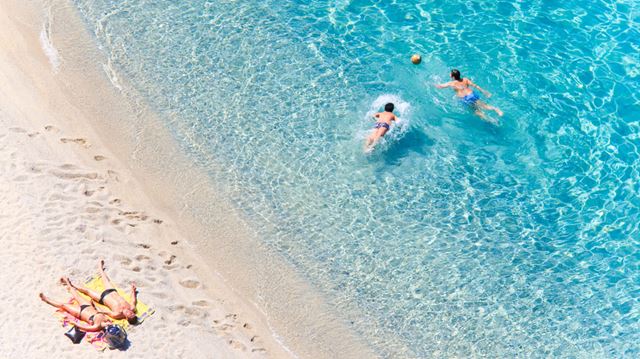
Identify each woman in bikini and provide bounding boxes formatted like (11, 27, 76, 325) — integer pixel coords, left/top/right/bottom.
(436, 69, 503, 119)
(65, 260, 138, 324)
(39, 279, 112, 332)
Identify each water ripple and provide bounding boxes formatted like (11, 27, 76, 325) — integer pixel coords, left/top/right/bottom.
(72, 0, 640, 357)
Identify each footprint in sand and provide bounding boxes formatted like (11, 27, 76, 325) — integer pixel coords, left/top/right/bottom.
(120, 211, 148, 221)
(168, 305, 186, 313)
(107, 170, 120, 182)
(149, 291, 168, 299)
(164, 255, 177, 265)
(28, 164, 44, 173)
(192, 300, 209, 307)
(60, 138, 90, 147)
(44, 125, 58, 132)
(178, 319, 191, 327)
(134, 254, 150, 261)
(179, 278, 201, 289)
(184, 307, 208, 318)
(94, 155, 106, 161)
(226, 338, 247, 351)
(214, 322, 234, 333)
(48, 169, 98, 180)
(59, 163, 77, 170)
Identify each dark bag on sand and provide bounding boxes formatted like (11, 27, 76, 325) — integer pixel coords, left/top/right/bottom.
(64, 326, 86, 344)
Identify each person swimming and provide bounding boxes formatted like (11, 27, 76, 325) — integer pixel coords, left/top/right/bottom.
(365, 102, 398, 152)
(436, 69, 503, 119)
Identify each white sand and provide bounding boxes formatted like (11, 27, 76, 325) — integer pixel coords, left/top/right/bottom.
(0, 1, 291, 357)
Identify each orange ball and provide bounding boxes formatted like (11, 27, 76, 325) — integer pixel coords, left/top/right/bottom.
(411, 54, 422, 64)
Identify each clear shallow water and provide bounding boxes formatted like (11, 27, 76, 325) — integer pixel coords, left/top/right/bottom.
(71, 0, 640, 357)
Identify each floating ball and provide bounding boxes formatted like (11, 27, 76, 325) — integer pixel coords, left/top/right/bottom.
(411, 54, 422, 64)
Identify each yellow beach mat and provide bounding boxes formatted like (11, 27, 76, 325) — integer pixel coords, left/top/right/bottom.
(54, 273, 154, 351)
(82, 273, 154, 328)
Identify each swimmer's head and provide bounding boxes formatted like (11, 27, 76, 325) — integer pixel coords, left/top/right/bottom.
(451, 69, 462, 81)
(384, 103, 395, 112)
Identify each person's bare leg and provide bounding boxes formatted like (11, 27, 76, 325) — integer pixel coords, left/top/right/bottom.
(61, 278, 92, 305)
(372, 128, 388, 147)
(98, 259, 116, 290)
(65, 277, 102, 301)
(40, 293, 63, 308)
(365, 134, 375, 150)
(474, 109, 487, 119)
(478, 101, 503, 116)
(365, 131, 380, 151)
(475, 109, 499, 124)
(40, 293, 81, 317)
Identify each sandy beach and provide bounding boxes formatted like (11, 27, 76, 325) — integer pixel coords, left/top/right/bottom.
(0, 1, 293, 357)
(0, 0, 379, 358)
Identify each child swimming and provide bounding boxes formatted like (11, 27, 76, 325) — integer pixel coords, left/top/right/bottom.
(365, 102, 397, 152)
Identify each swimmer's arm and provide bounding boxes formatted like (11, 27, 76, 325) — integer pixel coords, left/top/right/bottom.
(373, 113, 380, 120)
(73, 321, 102, 332)
(435, 81, 451, 89)
(468, 80, 491, 97)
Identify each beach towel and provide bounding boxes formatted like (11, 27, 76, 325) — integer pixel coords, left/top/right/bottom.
(54, 274, 154, 350)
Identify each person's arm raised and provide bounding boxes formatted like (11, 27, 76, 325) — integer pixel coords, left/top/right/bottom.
(129, 283, 138, 309)
(468, 79, 491, 97)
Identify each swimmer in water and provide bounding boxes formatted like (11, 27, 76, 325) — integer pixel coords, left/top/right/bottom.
(436, 69, 503, 120)
(365, 102, 397, 152)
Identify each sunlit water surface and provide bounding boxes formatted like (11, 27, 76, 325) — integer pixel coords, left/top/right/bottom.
(72, 0, 640, 356)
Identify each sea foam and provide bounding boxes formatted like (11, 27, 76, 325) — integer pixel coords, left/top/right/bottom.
(39, 16, 60, 73)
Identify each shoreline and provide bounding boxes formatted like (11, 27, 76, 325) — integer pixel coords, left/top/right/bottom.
(0, 0, 378, 357)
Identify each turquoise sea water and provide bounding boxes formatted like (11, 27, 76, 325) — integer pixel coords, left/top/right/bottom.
(71, 0, 639, 357)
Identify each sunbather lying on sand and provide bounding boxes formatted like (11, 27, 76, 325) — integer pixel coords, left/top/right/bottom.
(65, 260, 138, 324)
(39, 280, 112, 332)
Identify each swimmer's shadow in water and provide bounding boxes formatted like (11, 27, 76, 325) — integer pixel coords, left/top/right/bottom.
(377, 127, 434, 166)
